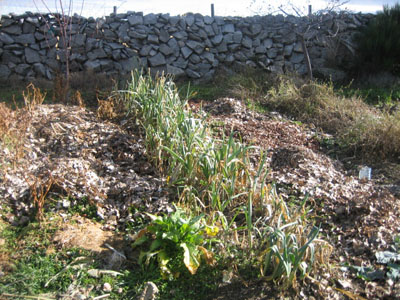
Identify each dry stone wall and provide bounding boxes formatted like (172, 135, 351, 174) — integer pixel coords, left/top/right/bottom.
(0, 11, 372, 81)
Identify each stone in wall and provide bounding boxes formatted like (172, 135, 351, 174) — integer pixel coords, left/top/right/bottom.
(0, 11, 370, 81)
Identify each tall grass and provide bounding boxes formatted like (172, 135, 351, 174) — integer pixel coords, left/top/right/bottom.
(117, 71, 327, 287)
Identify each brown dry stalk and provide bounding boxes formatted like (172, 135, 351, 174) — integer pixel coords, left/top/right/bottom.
(30, 176, 55, 222)
(72, 90, 85, 108)
(23, 83, 46, 112)
(52, 73, 69, 103)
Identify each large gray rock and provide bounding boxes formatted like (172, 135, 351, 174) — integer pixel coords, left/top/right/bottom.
(159, 29, 170, 43)
(211, 34, 223, 45)
(173, 31, 188, 40)
(186, 40, 204, 54)
(202, 52, 215, 64)
(144, 14, 158, 25)
(128, 31, 147, 39)
(148, 52, 166, 67)
(242, 37, 252, 48)
(264, 39, 273, 49)
(0, 65, 11, 79)
(250, 24, 262, 36)
(128, 15, 143, 26)
(159, 44, 173, 56)
(87, 48, 107, 60)
(228, 43, 241, 51)
(167, 64, 185, 77)
(2, 25, 22, 35)
(267, 48, 278, 59)
(222, 23, 235, 33)
(22, 22, 36, 34)
(15, 64, 30, 75)
(198, 63, 212, 74)
(33, 63, 47, 77)
(284, 45, 294, 57)
(216, 42, 228, 52)
(45, 58, 60, 71)
(186, 68, 201, 78)
(167, 38, 180, 55)
(99, 59, 114, 71)
(255, 46, 266, 54)
(71, 34, 86, 47)
(40, 37, 57, 49)
(25, 47, 41, 63)
(84, 60, 102, 72)
(140, 45, 153, 56)
(117, 22, 129, 40)
(172, 56, 188, 69)
(290, 53, 304, 63)
(148, 34, 159, 44)
(0, 33, 14, 44)
(108, 42, 124, 50)
(204, 16, 214, 25)
(169, 16, 180, 25)
(181, 47, 193, 59)
(204, 25, 215, 37)
(35, 29, 49, 41)
(233, 31, 243, 44)
(185, 15, 195, 26)
(294, 42, 303, 53)
(189, 54, 201, 64)
(223, 33, 233, 44)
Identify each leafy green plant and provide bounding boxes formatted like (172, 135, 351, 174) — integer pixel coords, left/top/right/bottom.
(252, 185, 331, 288)
(67, 196, 99, 220)
(259, 223, 319, 287)
(133, 207, 217, 280)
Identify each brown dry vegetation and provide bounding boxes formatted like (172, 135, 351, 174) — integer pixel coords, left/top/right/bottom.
(266, 76, 400, 160)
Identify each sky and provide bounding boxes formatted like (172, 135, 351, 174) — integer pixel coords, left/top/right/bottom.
(0, 0, 399, 18)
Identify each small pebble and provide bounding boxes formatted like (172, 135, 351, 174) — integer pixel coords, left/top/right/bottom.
(103, 282, 112, 292)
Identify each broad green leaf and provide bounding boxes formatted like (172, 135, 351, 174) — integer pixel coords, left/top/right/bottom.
(149, 239, 163, 252)
(375, 251, 400, 264)
(158, 250, 172, 279)
(181, 242, 200, 274)
(349, 265, 385, 281)
(387, 263, 400, 280)
(132, 235, 149, 247)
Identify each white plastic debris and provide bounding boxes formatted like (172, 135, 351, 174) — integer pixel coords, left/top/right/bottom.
(359, 166, 372, 180)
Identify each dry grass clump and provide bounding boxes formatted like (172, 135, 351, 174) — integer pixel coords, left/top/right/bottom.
(0, 103, 28, 168)
(266, 77, 400, 159)
(0, 84, 46, 168)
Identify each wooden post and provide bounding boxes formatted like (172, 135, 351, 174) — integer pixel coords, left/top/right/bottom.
(211, 4, 215, 17)
(113, 6, 117, 14)
(308, 5, 312, 16)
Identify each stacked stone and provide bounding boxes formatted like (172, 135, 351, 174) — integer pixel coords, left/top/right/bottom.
(0, 11, 372, 81)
